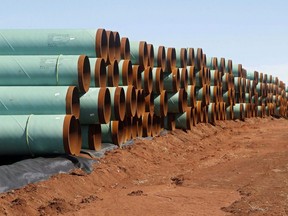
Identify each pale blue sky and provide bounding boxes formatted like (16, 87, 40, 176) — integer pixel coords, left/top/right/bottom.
(0, 0, 287, 84)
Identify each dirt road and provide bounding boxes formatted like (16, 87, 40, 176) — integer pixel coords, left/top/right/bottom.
(0, 117, 287, 216)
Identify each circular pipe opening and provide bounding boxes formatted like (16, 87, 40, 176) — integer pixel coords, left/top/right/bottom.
(139, 41, 149, 68)
(154, 67, 164, 94)
(95, 29, 108, 62)
(111, 121, 124, 146)
(113, 31, 121, 61)
(114, 87, 126, 121)
(136, 89, 145, 118)
(120, 37, 130, 59)
(196, 48, 203, 69)
(63, 115, 81, 155)
(66, 86, 80, 119)
(107, 60, 119, 87)
(143, 67, 153, 94)
(95, 58, 107, 87)
(202, 54, 207, 68)
(124, 118, 132, 142)
(97, 88, 111, 124)
(220, 57, 226, 73)
(137, 117, 143, 137)
(180, 67, 188, 91)
(178, 88, 188, 113)
(106, 30, 115, 64)
(187, 48, 195, 66)
(212, 57, 218, 70)
(160, 90, 168, 117)
(187, 66, 195, 85)
(196, 101, 204, 123)
(88, 124, 102, 151)
(77, 55, 91, 93)
(145, 93, 154, 114)
(132, 65, 143, 89)
(142, 112, 151, 137)
(180, 48, 187, 68)
(172, 68, 180, 92)
(121, 60, 133, 85)
(157, 46, 166, 71)
(125, 85, 137, 117)
(227, 59, 233, 74)
(147, 44, 154, 68)
(166, 48, 176, 72)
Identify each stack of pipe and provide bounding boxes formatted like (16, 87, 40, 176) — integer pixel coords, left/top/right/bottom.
(0, 29, 286, 157)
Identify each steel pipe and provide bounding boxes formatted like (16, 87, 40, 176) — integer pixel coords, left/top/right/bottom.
(135, 89, 145, 118)
(141, 67, 153, 94)
(166, 48, 176, 72)
(147, 44, 154, 68)
(118, 59, 133, 86)
(0, 86, 80, 118)
(167, 89, 187, 113)
(226, 105, 234, 120)
(0, 29, 108, 61)
(210, 86, 219, 103)
(132, 65, 143, 89)
(175, 107, 193, 130)
(187, 85, 196, 108)
(179, 67, 188, 91)
(154, 90, 168, 117)
(121, 85, 137, 117)
(113, 31, 121, 61)
(210, 70, 220, 86)
(153, 46, 166, 71)
(196, 101, 204, 123)
(101, 121, 125, 146)
(120, 37, 130, 60)
(187, 48, 195, 67)
(142, 112, 152, 137)
(195, 67, 205, 87)
(175, 48, 187, 68)
(130, 41, 149, 68)
(187, 66, 196, 85)
(105, 30, 115, 64)
(106, 59, 119, 87)
(232, 64, 242, 77)
(163, 113, 176, 130)
(107, 87, 126, 121)
(163, 68, 180, 92)
(80, 87, 111, 124)
(0, 55, 90, 93)
(81, 124, 101, 151)
(152, 67, 164, 94)
(0, 115, 81, 156)
(89, 58, 106, 87)
(144, 93, 154, 114)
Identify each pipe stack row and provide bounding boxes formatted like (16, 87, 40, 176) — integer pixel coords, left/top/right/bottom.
(0, 29, 286, 157)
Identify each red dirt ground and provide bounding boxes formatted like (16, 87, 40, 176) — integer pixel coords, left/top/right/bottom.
(0, 117, 287, 216)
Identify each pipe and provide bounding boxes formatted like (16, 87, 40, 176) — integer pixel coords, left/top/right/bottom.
(187, 66, 196, 85)
(0, 86, 80, 118)
(245, 78, 251, 93)
(232, 64, 242, 77)
(147, 44, 154, 68)
(0, 29, 108, 61)
(152, 67, 164, 94)
(222, 89, 233, 105)
(0, 55, 90, 93)
(89, 58, 107, 87)
(113, 31, 121, 61)
(118, 59, 133, 86)
(106, 59, 119, 87)
(187, 85, 196, 108)
(142, 112, 152, 137)
(163, 113, 176, 130)
(175, 107, 193, 130)
(242, 103, 251, 118)
(150, 113, 160, 137)
(216, 102, 221, 120)
(206, 56, 218, 70)
(153, 46, 166, 71)
(179, 67, 188, 91)
(194, 48, 203, 70)
(130, 41, 149, 68)
(222, 73, 230, 91)
(187, 48, 195, 66)
(81, 124, 101, 151)
(210, 86, 219, 103)
(0, 114, 81, 156)
(195, 67, 205, 87)
(234, 77, 242, 93)
(205, 68, 211, 86)
(144, 93, 154, 114)
(166, 47, 176, 72)
(225, 59, 233, 74)
(136, 117, 143, 137)
(135, 89, 145, 118)
(80, 87, 111, 124)
(141, 67, 153, 94)
(175, 48, 187, 68)
(120, 37, 130, 60)
(130, 117, 138, 139)
(163, 68, 180, 92)
(167, 89, 187, 113)
(210, 70, 220, 86)
(226, 105, 234, 120)
(101, 120, 125, 146)
(121, 85, 137, 117)
(196, 101, 204, 123)
(107, 87, 126, 121)
(196, 84, 208, 106)
(217, 57, 226, 74)
(132, 65, 143, 89)
(105, 30, 115, 65)
(245, 92, 252, 103)
(154, 90, 168, 117)
(220, 102, 226, 120)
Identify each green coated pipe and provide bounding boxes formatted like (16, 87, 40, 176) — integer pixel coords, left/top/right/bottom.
(81, 124, 101, 151)
(0, 55, 90, 93)
(89, 58, 106, 87)
(0, 115, 81, 156)
(234, 77, 241, 93)
(163, 68, 180, 93)
(187, 66, 196, 85)
(245, 92, 251, 103)
(152, 67, 164, 94)
(118, 59, 133, 86)
(175, 48, 187, 68)
(187, 85, 196, 108)
(196, 85, 207, 105)
(187, 48, 195, 67)
(257, 105, 265, 117)
(0, 29, 108, 61)
(106, 59, 119, 87)
(105, 30, 115, 65)
(225, 59, 233, 74)
(129, 41, 148, 68)
(232, 64, 242, 77)
(163, 113, 176, 130)
(223, 89, 232, 105)
(179, 67, 188, 91)
(195, 67, 205, 87)
(167, 89, 187, 113)
(208, 103, 217, 124)
(0, 86, 80, 118)
(101, 121, 125, 146)
(194, 48, 203, 70)
(226, 105, 234, 120)
(233, 104, 244, 120)
(153, 90, 168, 117)
(210, 70, 220, 86)
(153, 46, 166, 71)
(206, 57, 218, 70)
(222, 73, 230, 91)
(141, 67, 153, 94)
(256, 83, 263, 96)
(166, 47, 176, 72)
(147, 44, 154, 68)
(80, 87, 111, 124)
(175, 107, 193, 130)
(113, 31, 121, 61)
(121, 85, 137, 117)
(107, 87, 126, 121)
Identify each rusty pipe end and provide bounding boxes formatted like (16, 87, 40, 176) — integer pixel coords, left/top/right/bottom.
(97, 88, 111, 124)
(95, 29, 108, 62)
(147, 44, 154, 68)
(154, 67, 164, 94)
(157, 46, 166, 71)
(143, 67, 153, 94)
(63, 115, 81, 156)
(142, 112, 152, 137)
(107, 60, 119, 87)
(139, 41, 149, 68)
(196, 101, 204, 123)
(130, 117, 138, 139)
(178, 88, 188, 113)
(187, 48, 195, 66)
(113, 31, 121, 61)
(66, 86, 80, 119)
(166, 47, 176, 72)
(88, 124, 102, 151)
(111, 121, 125, 146)
(121, 60, 133, 86)
(180, 48, 187, 68)
(114, 87, 126, 121)
(77, 55, 91, 93)
(120, 37, 130, 60)
(145, 93, 154, 115)
(180, 67, 188, 91)
(95, 58, 107, 87)
(106, 30, 115, 65)
(125, 85, 137, 117)
(136, 89, 145, 118)
(160, 90, 168, 117)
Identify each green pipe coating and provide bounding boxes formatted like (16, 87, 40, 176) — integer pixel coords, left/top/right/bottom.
(81, 124, 101, 151)
(175, 111, 189, 130)
(233, 104, 244, 120)
(167, 89, 187, 113)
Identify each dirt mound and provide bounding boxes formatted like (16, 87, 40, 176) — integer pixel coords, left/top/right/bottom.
(0, 117, 287, 216)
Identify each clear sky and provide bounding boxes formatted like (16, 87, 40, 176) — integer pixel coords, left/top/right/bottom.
(0, 0, 287, 85)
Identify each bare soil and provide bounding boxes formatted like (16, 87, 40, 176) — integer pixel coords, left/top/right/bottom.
(0, 117, 287, 216)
